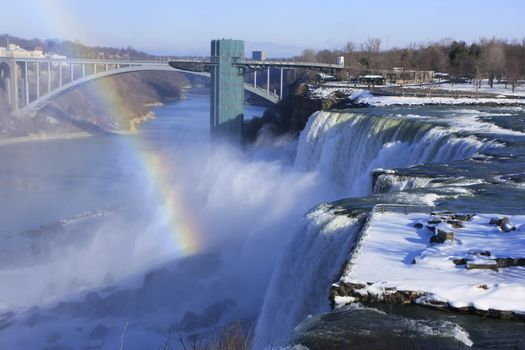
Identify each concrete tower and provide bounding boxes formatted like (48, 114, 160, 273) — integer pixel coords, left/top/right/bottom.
(210, 39, 245, 142)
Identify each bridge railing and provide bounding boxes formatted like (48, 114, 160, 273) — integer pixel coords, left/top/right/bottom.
(8, 57, 172, 65)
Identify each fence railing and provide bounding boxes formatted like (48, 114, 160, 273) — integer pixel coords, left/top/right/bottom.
(373, 203, 435, 215)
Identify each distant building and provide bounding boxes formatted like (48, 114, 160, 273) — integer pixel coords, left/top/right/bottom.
(46, 53, 67, 60)
(359, 68, 435, 85)
(362, 74, 384, 85)
(252, 50, 266, 61)
(384, 68, 434, 85)
(336, 56, 344, 66)
(434, 72, 449, 81)
(0, 44, 46, 58)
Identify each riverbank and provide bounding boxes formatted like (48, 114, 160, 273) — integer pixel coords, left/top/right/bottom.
(0, 131, 93, 146)
(0, 109, 156, 146)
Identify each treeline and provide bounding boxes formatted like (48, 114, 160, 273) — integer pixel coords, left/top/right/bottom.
(294, 38, 525, 89)
(1, 34, 154, 60)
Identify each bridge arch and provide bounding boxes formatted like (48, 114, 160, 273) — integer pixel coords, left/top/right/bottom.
(21, 64, 279, 113)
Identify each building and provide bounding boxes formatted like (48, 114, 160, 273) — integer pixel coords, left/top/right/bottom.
(362, 74, 385, 85)
(383, 68, 434, 85)
(336, 56, 345, 66)
(252, 50, 266, 61)
(357, 68, 435, 85)
(0, 44, 46, 58)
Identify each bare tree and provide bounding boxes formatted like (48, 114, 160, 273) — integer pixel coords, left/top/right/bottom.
(359, 38, 382, 70)
(480, 38, 506, 87)
(316, 49, 338, 64)
(361, 37, 382, 53)
(300, 49, 317, 63)
(343, 41, 356, 54)
(504, 43, 524, 92)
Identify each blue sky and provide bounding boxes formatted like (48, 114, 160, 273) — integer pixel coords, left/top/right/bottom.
(1, 0, 524, 57)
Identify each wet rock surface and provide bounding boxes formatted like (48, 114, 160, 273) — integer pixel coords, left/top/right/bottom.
(292, 305, 473, 350)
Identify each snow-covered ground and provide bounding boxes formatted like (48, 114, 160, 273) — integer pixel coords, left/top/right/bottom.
(338, 210, 525, 315)
(309, 85, 355, 99)
(405, 81, 525, 98)
(310, 84, 525, 106)
(355, 91, 525, 106)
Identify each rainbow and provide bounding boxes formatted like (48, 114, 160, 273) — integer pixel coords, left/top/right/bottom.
(94, 79, 203, 256)
(92, 79, 203, 257)
(30, 1, 203, 256)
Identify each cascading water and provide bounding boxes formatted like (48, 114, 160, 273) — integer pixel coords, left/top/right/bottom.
(255, 110, 493, 348)
(294, 111, 489, 197)
(252, 205, 365, 349)
(373, 173, 434, 193)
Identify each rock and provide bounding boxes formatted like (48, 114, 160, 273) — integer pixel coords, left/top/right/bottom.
(446, 219, 465, 228)
(430, 223, 455, 244)
(414, 221, 424, 229)
(466, 261, 498, 271)
(489, 216, 516, 232)
(454, 213, 475, 221)
(430, 234, 446, 243)
(461, 250, 498, 271)
(430, 210, 453, 216)
(454, 250, 493, 266)
(426, 225, 437, 233)
(476, 250, 491, 257)
(427, 216, 442, 225)
(495, 257, 525, 268)
(502, 222, 516, 232)
(452, 258, 467, 265)
(436, 223, 455, 240)
(489, 217, 501, 225)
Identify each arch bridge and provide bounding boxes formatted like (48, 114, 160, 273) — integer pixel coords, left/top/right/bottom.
(0, 39, 345, 141)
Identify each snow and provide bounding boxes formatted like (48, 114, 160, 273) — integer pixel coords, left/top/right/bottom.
(309, 84, 525, 106)
(357, 94, 525, 106)
(339, 211, 525, 314)
(405, 82, 525, 98)
(309, 85, 354, 99)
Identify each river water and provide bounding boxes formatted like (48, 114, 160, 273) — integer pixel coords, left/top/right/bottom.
(0, 89, 336, 349)
(1, 89, 525, 349)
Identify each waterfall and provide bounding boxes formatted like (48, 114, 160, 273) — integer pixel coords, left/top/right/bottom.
(253, 205, 364, 349)
(254, 110, 493, 348)
(373, 172, 434, 193)
(294, 111, 487, 197)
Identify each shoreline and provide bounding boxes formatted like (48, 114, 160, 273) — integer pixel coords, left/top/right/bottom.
(0, 110, 157, 147)
(0, 131, 93, 146)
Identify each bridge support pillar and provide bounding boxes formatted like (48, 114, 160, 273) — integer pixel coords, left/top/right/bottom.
(36, 62, 40, 99)
(47, 62, 51, 93)
(267, 68, 270, 94)
(23, 61, 29, 107)
(279, 68, 283, 100)
(210, 39, 245, 142)
(59, 63, 63, 87)
(1, 59, 18, 110)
